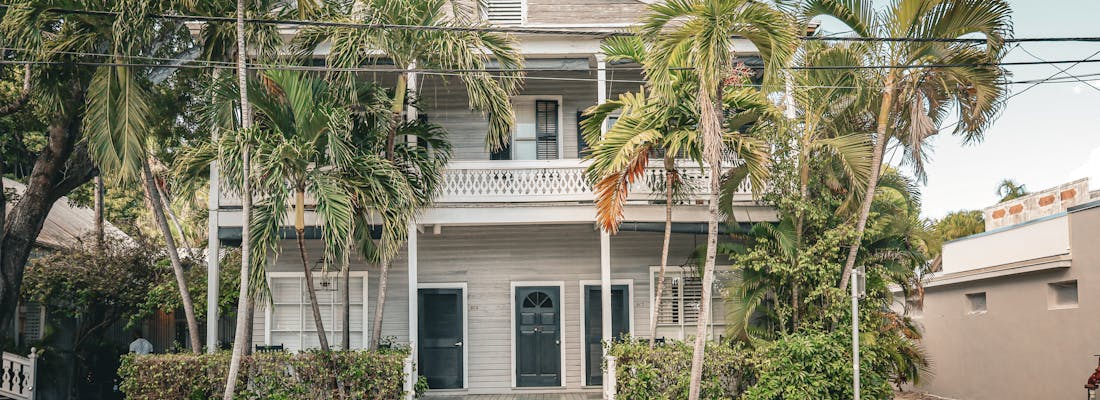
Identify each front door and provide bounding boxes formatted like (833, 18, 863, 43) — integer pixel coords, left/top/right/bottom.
(515, 286, 561, 387)
(418, 288, 464, 389)
(584, 285, 629, 386)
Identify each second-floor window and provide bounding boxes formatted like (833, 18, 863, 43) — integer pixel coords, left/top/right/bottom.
(495, 97, 560, 160)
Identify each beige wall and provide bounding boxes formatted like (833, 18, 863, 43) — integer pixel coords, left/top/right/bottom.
(916, 202, 1100, 400)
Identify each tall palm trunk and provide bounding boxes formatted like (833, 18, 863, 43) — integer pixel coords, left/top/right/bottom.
(839, 76, 895, 291)
(371, 72, 409, 349)
(296, 189, 331, 351)
(224, 0, 254, 396)
(94, 176, 104, 252)
(370, 257, 391, 349)
(650, 155, 676, 348)
(159, 182, 196, 259)
(141, 159, 202, 353)
(688, 84, 723, 400)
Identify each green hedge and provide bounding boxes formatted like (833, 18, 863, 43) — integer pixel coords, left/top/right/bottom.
(118, 351, 408, 400)
(609, 337, 752, 400)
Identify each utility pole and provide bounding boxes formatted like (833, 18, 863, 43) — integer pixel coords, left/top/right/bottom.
(852, 265, 865, 400)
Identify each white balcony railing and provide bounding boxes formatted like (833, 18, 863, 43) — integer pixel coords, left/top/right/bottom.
(218, 159, 754, 207)
(435, 159, 751, 203)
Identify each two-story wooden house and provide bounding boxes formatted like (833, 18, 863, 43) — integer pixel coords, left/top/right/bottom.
(204, 0, 777, 395)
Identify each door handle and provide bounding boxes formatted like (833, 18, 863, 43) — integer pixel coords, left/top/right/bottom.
(454, 341, 463, 347)
(555, 339, 560, 345)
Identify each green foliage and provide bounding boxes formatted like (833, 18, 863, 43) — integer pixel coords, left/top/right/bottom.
(22, 238, 159, 325)
(933, 210, 984, 242)
(117, 351, 408, 400)
(610, 337, 752, 399)
(744, 329, 892, 400)
(138, 250, 241, 324)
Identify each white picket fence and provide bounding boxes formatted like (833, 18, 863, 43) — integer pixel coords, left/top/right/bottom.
(0, 349, 38, 400)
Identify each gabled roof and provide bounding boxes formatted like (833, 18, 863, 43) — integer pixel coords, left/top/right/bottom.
(3, 178, 130, 250)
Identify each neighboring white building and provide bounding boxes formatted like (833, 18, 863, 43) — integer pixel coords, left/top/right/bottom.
(203, 0, 777, 395)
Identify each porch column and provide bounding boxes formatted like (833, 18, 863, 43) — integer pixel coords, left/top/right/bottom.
(407, 221, 419, 367)
(206, 141, 220, 353)
(596, 53, 614, 396)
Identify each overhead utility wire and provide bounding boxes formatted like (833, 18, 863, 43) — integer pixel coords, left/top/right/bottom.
(5, 4, 1100, 44)
(7, 46, 1100, 72)
(3, 58, 1098, 89)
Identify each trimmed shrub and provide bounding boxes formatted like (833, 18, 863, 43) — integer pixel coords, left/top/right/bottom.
(609, 336, 752, 400)
(118, 350, 408, 400)
(743, 330, 893, 400)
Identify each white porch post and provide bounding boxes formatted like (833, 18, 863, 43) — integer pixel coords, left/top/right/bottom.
(206, 140, 220, 353)
(596, 53, 615, 398)
(407, 221, 419, 372)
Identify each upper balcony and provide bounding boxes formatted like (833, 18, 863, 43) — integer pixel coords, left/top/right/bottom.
(218, 158, 754, 208)
(436, 158, 753, 204)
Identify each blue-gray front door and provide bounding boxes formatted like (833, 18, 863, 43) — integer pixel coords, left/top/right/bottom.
(419, 288, 464, 389)
(515, 286, 561, 387)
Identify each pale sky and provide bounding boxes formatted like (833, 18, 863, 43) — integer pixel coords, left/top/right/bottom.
(816, 0, 1100, 219)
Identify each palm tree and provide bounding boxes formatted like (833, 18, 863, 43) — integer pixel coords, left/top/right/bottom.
(637, 1, 795, 397)
(3, 0, 207, 353)
(799, 0, 1013, 292)
(294, 0, 521, 348)
(581, 35, 776, 346)
(224, 0, 254, 395)
(996, 178, 1028, 202)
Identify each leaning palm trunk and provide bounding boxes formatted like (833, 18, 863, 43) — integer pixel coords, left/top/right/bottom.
(142, 159, 202, 353)
(224, 0, 253, 396)
(296, 189, 331, 351)
(650, 155, 676, 348)
(160, 185, 196, 259)
(839, 76, 895, 291)
(688, 85, 723, 400)
(370, 257, 392, 349)
(94, 176, 104, 252)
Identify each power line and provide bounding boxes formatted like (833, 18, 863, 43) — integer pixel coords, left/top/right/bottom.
(5, 4, 1100, 44)
(8, 45, 1100, 73)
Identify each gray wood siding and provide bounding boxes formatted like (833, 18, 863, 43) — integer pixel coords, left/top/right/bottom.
(255, 224, 727, 393)
(526, 0, 648, 25)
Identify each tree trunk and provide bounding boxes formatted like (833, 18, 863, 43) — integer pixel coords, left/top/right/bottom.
(296, 224, 331, 352)
(244, 296, 254, 355)
(370, 258, 391, 349)
(0, 83, 95, 339)
(650, 155, 675, 348)
(160, 185, 195, 260)
(94, 176, 105, 251)
(142, 159, 203, 353)
(839, 77, 895, 291)
(687, 83, 724, 400)
(224, 0, 254, 395)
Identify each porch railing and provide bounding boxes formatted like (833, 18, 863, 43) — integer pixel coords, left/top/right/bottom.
(0, 348, 38, 400)
(436, 159, 752, 203)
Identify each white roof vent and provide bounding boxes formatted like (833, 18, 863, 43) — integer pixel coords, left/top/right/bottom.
(483, 0, 525, 25)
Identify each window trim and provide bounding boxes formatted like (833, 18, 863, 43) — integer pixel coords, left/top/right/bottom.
(263, 271, 370, 351)
(508, 95, 564, 160)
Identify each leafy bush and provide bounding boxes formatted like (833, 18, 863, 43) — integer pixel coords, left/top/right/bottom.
(743, 330, 893, 400)
(610, 336, 752, 400)
(118, 350, 408, 400)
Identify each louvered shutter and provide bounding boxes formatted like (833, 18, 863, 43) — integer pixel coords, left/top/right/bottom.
(20, 304, 43, 342)
(483, 0, 525, 25)
(654, 272, 704, 325)
(535, 100, 559, 160)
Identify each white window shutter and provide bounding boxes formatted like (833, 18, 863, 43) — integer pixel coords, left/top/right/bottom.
(483, 0, 525, 25)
